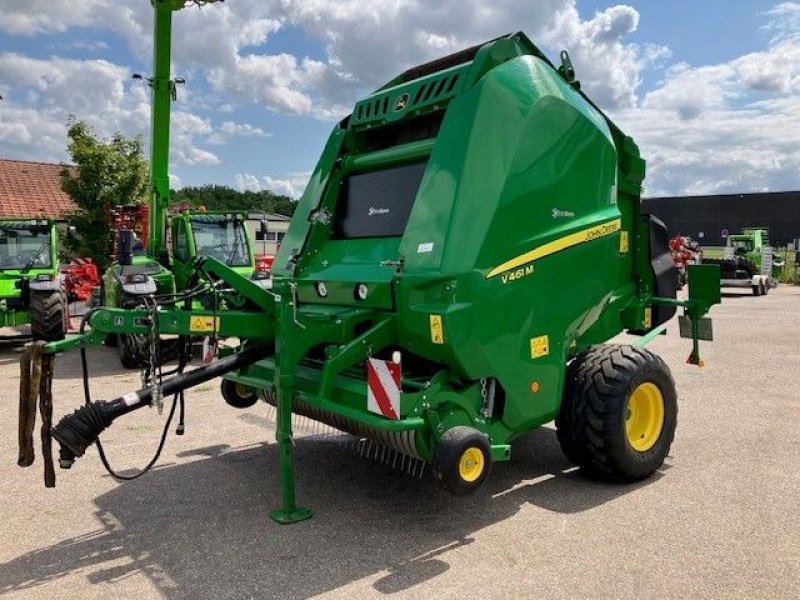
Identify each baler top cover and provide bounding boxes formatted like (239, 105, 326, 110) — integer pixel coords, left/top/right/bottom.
(274, 33, 651, 386)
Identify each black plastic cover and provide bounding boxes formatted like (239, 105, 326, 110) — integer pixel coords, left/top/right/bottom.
(333, 162, 427, 239)
(646, 214, 678, 327)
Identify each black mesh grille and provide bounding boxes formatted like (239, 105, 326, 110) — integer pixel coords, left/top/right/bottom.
(361, 111, 445, 153)
(395, 34, 508, 83)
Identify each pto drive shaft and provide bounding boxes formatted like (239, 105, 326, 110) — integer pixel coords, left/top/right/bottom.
(52, 344, 271, 468)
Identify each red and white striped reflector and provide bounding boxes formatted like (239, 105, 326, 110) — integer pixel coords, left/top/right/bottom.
(367, 358, 400, 420)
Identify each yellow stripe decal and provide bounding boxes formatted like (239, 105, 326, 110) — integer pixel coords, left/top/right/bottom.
(486, 218, 622, 279)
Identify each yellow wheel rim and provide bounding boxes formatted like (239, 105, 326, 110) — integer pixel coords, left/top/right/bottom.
(625, 382, 665, 452)
(235, 383, 251, 398)
(458, 447, 485, 482)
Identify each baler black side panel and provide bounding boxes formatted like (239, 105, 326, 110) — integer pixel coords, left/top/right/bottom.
(333, 162, 427, 239)
(646, 214, 678, 326)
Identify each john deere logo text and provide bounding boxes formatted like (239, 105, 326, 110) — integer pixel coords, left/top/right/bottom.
(585, 221, 620, 241)
(368, 207, 389, 216)
(394, 93, 409, 111)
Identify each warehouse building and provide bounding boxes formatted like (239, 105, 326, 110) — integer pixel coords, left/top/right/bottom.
(644, 191, 800, 247)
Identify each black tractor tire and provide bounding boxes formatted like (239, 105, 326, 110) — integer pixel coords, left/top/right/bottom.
(30, 288, 67, 342)
(432, 426, 492, 496)
(221, 379, 259, 409)
(556, 344, 677, 482)
(118, 332, 180, 370)
(117, 293, 179, 369)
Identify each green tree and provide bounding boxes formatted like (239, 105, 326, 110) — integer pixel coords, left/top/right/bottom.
(60, 121, 149, 270)
(170, 185, 297, 217)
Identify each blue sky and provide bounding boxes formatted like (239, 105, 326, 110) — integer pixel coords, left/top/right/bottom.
(0, 1, 798, 198)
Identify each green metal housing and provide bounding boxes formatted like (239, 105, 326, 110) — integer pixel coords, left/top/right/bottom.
(220, 32, 713, 457)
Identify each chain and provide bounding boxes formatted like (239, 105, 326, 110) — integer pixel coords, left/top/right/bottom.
(144, 296, 163, 414)
(479, 377, 494, 419)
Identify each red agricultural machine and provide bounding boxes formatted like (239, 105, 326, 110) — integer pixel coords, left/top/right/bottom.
(669, 235, 702, 288)
(60, 259, 101, 303)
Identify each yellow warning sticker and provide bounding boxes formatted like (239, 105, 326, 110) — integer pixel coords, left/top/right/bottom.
(429, 315, 444, 345)
(619, 231, 629, 253)
(644, 307, 652, 329)
(190, 316, 219, 333)
(530, 335, 549, 359)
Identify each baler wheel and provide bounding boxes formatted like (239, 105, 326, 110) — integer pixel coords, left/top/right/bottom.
(557, 345, 677, 481)
(432, 426, 491, 495)
(221, 379, 258, 409)
(752, 284, 761, 296)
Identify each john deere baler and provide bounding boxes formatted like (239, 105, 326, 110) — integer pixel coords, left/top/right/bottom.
(37, 33, 720, 524)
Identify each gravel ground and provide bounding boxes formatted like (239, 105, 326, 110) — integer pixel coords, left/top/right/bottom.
(1, 286, 799, 600)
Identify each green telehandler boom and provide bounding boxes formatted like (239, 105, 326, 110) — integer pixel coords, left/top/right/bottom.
(23, 31, 722, 525)
(101, 0, 266, 368)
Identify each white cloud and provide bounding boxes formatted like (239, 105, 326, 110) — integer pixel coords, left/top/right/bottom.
(279, 0, 656, 113)
(206, 121, 268, 145)
(60, 40, 110, 53)
(618, 3, 800, 194)
(234, 171, 311, 198)
(0, 52, 264, 168)
(0, 0, 657, 117)
(614, 97, 800, 196)
(169, 173, 182, 190)
(761, 2, 800, 44)
(0, 0, 113, 35)
(541, 4, 670, 108)
(207, 53, 323, 115)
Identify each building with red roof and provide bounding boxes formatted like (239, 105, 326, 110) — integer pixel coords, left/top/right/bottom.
(0, 159, 75, 219)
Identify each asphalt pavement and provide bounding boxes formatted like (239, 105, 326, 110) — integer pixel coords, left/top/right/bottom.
(1, 285, 799, 599)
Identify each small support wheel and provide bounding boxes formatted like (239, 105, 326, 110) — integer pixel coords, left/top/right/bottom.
(432, 426, 491, 495)
(752, 284, 761, 296)
(221, 379, 258, 409)
(761, 280, 768, 295)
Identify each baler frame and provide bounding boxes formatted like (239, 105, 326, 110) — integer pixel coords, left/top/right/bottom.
(43, 255, 719, 523)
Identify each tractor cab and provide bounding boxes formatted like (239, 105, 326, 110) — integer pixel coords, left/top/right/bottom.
(0, 220, 54, 271)
(0, 219, 65, 338)
(170, 211, 257, 291)
(728, 236, 755, 255)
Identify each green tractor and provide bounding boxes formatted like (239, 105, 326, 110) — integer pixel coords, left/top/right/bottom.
(42, 32, 722, 524)
(0, 219, 67, 341)
(169, 210, 263, 297)
(102, 209, 263, 368)
(704, 228, 782, 295)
